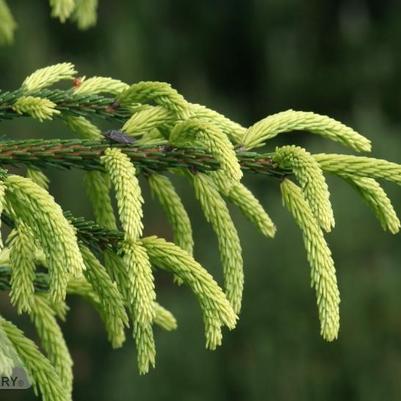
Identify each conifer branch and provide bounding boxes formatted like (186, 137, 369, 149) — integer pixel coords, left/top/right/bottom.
(1, 211, 123, 251)
(2, 62, 401, 399)
(0, 139, 289, 177)
(0, 89, 132, 122)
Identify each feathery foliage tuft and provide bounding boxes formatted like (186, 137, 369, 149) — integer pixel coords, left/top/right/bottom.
(170, 118, 242, 189)
(274, 145, 335, 232)
(142, 236, 237, 349)
(120, 241, 156, 374)
(101, 148, 144, 239)
(242, 110, 371, 151)
(9, 223, 37, 314)
(5, 174, 85, 302)
(315, 153, 401, 184)
(64, 115, 103, 140)
(29, 296, 73, 400)
(74, 76, 128, 95)
(118, 81, 190, 119)
(22, 62, 77, 91)
(101, 147, 156, 373)
(13, 96, 60, 122)
(153, 303, 178, 331)
(122, 105, 174, 136)
(281, 179, 340, 341)
(192, 173, 243, 314)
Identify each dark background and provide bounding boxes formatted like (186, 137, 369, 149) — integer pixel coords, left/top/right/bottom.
(2, 1, 401, 400)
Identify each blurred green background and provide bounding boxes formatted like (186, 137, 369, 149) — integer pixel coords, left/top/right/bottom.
(2, 0, 401, 400)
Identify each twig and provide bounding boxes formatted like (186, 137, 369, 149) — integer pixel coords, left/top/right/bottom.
(0, 89, 132, 121)
(0, 139, 289, 177)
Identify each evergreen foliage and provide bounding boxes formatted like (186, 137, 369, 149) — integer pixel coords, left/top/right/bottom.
(1, 61, 401, 400)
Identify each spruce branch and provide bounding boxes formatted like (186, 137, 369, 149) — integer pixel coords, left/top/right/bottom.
(0, 89, 132, 122)
(0, 139, 288, 177)
(3, 62, 401, 398)
(2, 211, 123, 252)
